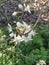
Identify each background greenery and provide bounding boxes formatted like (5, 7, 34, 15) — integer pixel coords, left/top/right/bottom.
(0, 23, 49, 65)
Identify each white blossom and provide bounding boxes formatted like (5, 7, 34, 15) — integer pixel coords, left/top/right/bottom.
(16, 21, 36, 42)
(16, 21, 34, 42)
(8, 21, 36, 44)
(17, 21, 31, 34)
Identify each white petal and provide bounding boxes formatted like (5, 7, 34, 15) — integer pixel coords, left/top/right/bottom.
(18, 4, 23, 10)
(13, 34, 17, 42)
(8, 27, 12, 32)
(8, 23, 11, 28)
(23, 21, 31, 29)
(8, 23, 12, 32)
(22, 35, 26, 39)
(13, 35, 24, 44)
(16, 35, 24, 42)
(28, 10, 31, 13)
(25, 5, 29, 11)
(17, 22, 23, 28)
(23, 21, 28, 27)
(28, 30, 36, 36)
(23, 3, 26, 7)
(12, 12, 17, 16)
(10, 33, 14, 37)
(25, 5, 31, 13)
(22, 35, 28, 42)
(24, 28, 31, 34)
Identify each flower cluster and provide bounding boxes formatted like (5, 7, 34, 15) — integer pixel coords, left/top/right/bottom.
(8, 21, 36, 45)
(12, 3, 31, 16)
(36, 60, 46, 65)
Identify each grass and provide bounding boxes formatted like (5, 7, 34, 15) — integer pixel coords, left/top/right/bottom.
(0, 26, 16, 65)
(0, 24, 49, 65)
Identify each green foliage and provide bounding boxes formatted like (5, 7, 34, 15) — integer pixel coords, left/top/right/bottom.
(0, 23, 49, 65)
